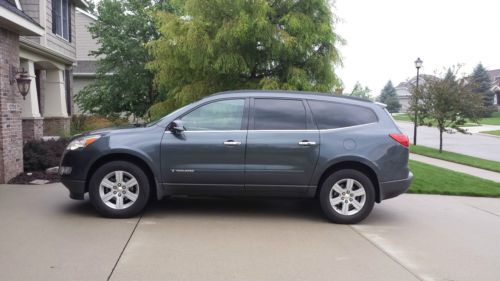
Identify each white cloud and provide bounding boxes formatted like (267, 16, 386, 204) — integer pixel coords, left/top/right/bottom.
(335, 0, 500, 96)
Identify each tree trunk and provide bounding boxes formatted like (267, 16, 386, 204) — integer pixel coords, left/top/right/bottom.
(439, 128, 443, 153)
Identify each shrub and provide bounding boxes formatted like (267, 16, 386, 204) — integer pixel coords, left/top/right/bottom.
(23, 139, 69, 172)
(71, 115, 128, 135)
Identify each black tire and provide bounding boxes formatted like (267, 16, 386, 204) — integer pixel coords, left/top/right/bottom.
(319, 169, 375, 224)
(89, 161, 150, 218)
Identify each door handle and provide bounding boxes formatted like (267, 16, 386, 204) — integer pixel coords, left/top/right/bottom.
(223, 140, 241, 146)
(298, 140, 316, 146)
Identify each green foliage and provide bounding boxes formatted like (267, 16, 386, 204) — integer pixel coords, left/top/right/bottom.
(76, 0, 174, 118)
(414, 67, 484, 152)
(147, 0, 343, 119)
(471, 63, 496, 117)
(70, 115, 129, 135)
(23, 139, 69, 172)
(347, 81, 372, 100)
(377, 80, 401, 113)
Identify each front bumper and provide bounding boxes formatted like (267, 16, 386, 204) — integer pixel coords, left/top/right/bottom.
(379, 172, 413, 201)
(61, 179, 86, 200)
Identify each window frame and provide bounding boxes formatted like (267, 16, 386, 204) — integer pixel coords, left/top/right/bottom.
(249, 97, 315, 131)
(52, 0, 71, 41)
(176, 98, 249, 132)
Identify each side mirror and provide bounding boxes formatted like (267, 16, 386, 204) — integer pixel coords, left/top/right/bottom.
(168, 120, 185, 134)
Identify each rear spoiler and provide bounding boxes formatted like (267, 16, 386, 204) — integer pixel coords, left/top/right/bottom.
(375, 102, 387, 108)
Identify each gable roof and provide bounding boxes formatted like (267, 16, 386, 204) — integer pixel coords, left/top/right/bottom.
(0, 0, 43, 35)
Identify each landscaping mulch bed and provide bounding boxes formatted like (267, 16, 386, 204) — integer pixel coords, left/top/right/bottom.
(8, 171, 60, 185)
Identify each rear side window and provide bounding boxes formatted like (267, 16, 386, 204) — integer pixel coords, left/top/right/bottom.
(253, 99, 306, 130)
(308, 100, 377, 129)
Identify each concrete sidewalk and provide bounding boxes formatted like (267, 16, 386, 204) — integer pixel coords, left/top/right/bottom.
(410, 153, 500, 182)
(1, 184, 500, 281)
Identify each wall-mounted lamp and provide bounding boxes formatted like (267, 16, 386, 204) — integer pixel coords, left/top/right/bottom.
(10, 65, 31, 100)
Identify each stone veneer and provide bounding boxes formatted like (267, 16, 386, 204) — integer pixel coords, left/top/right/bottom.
(0, 28, 23, 183)
(22, 118, 44, 141)
(43, 117, 70, 136)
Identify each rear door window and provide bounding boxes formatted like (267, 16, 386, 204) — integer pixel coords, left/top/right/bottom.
(253, 99, 306, 130)
(308, 100, 378, 129)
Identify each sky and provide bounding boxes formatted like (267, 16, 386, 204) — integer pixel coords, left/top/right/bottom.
(335, 0, 500, 96)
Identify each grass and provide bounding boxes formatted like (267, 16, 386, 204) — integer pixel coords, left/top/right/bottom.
(479, 111, 500, 125)
(480, 130, 500, 136)
(392, 111, 500, 126)
(410, 145, 500, 173)
(408, 160, 500, 197)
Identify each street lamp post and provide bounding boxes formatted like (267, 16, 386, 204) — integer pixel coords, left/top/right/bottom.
(413, 57, 423, 145)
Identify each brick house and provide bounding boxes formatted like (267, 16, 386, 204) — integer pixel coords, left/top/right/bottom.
(0, 0, 87, 183)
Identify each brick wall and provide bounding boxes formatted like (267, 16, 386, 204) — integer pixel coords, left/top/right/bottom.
(43, 117, 70, 136)
(22, 118, 44, 141)
(0, 28, 24, 183)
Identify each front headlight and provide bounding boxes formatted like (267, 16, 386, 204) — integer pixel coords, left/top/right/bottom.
(66, 135, 101, 151)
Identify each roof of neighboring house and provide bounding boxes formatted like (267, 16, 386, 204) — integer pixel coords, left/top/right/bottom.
(488, 69, 500, 84)
(0, 0, 43, 35)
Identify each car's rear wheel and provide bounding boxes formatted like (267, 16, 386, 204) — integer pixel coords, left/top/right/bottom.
(319, 169, 375, 224)
(89, 161, 150, 218)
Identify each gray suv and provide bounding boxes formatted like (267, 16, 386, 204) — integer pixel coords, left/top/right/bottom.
(60, 90, 412, 224)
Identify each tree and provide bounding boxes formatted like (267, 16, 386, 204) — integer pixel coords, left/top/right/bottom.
(75, 0, 176, 118)
(417, 68, 483, 152)
(348, 82, 372, 100)
(470, 63, 495, 117)
(147, 0, 343, 119)
(377, 80, 401, 113)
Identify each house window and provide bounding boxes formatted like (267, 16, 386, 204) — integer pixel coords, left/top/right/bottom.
(52, 0, 71, 41)
(495, 77, 500, 86)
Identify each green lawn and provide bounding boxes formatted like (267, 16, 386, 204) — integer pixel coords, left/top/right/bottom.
(479, 112, 500, 125)
(393, 111, 500, 126)
(410, 145, 500, 173)
(408, 160, 500, 197)
(480, 130, 500, 136)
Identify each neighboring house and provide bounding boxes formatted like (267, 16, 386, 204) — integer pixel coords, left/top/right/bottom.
(395, 74, 435, 113)
(487, 69, 500, 110)
(74, 7, 98, 115)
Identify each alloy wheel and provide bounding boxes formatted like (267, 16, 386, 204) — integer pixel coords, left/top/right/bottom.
(99, 170, 140, 210)
(329, 178, 366, 216)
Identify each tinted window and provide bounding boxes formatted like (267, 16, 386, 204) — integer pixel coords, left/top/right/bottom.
(182, 99, 245, 131)
(308, 100, 377, 129)
(254, 99, 306, 130)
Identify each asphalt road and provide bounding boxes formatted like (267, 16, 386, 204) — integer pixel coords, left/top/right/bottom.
(397, 121, 500, 162)
(1, 183, 500, 281)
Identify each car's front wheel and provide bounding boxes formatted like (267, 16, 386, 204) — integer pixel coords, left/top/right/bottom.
(319, 169, 375, 224)
(89, 161, 150, 218)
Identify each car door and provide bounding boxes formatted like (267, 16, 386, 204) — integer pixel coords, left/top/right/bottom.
(245, 98, 320, 196)
(161, 98, 248, 195)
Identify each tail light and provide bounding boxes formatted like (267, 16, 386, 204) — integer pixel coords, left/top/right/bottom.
(389, 133, 409, 148)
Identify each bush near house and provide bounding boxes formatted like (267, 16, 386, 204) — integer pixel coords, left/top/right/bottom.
(71, 115, 128, 135)
(23, 139, 69, 172)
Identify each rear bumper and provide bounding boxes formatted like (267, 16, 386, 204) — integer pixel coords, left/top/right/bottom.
(379, 172, 413, 201)
(61, 179, 86, 200)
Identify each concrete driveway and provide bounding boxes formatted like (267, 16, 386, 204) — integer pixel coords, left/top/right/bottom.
(1, 184, 500, 281)
(397, 121, 500, 162)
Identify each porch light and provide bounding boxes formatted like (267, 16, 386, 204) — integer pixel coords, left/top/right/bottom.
(16, 69, 31, 100)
